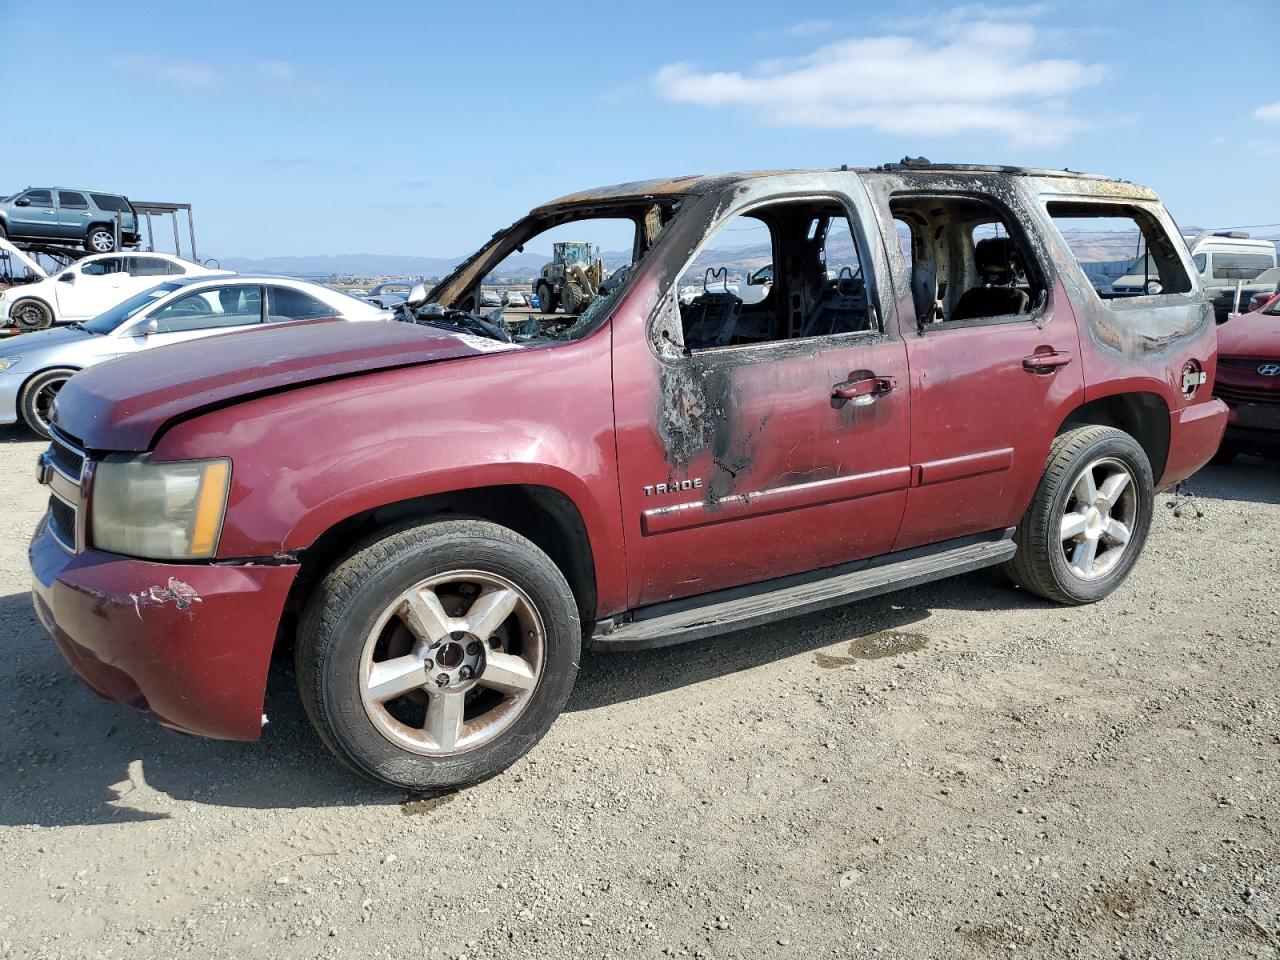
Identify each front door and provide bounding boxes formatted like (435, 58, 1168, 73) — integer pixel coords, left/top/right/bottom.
(611, 178, 912, 608)
(10, 189, 58, 238)
(53, 257, 127, 319)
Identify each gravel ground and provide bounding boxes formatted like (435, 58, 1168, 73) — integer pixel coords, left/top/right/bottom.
(0, 422, 1276, 960)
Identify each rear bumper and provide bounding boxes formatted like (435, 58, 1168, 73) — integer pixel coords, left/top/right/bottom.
(1159, 398, 1228, 489)
(29, 518, 299, 741)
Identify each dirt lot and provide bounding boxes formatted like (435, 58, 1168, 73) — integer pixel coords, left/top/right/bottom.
(1, 424, 1276, 960)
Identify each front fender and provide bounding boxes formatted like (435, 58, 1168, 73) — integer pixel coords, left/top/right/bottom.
(151, 337, 628, 611)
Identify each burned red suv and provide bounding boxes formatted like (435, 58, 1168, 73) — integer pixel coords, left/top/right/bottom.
(31, 163, 1227, 790)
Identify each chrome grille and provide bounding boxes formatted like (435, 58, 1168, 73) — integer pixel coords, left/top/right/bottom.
(38, 426, 88, 554)
(47, 496, 77, 552)
(1215, 384, 1280, 407)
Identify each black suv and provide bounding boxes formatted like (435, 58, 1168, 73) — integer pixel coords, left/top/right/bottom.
(0, 187, 139, 253)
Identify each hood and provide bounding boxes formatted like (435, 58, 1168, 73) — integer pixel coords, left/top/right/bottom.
(54, 319, 520, 450)
(6, 325, 92, 353)
(0, 239, 48, 282)
(1218, 309, 1280, 359)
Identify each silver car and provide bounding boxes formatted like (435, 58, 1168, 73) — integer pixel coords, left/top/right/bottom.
(0, 275, 389, 438)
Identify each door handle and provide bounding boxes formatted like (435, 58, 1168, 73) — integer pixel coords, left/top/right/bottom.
(1022, 350, 1072, 374)
(832, 374, 896, 402)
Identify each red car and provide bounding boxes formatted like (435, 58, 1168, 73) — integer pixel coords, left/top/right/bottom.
(31, 163, 1227, 789)
(1213, 298, 1280, 462)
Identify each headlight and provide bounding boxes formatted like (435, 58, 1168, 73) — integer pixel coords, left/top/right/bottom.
(0, 357, 19, 374)
(92, 457, 231, 560)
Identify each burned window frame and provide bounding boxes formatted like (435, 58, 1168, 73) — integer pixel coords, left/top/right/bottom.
(888, 190, 1050, 333)
(662, 191, 885, 356)
(1042, 199, 1195, 306)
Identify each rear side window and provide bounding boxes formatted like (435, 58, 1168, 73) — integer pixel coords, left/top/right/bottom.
(1045, 202, 1192, 298)
(267, 285, 336, 322)
(1210, 253, 1272, 281)
(90, 194, 131, 212)
(127, 257, 174, 277)
(58, 191, 88, 208)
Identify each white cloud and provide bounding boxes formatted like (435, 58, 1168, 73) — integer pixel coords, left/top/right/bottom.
(1255, 102, 1280, 122)
(654, 14, 1103, 146)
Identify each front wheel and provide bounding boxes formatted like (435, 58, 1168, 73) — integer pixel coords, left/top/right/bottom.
(296, 518, 581, 790)
(1004, 425, 1154, 605)
(536, 283, 557, 314)
(18, 368, 76, 439)
(9, 297, 53, 330)
(84, 225, 116, 253)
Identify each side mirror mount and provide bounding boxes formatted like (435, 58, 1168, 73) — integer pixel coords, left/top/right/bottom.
(406, 283, 429, 308)
(58, 272, 74, 284)
(1144, 279, 1163, 296)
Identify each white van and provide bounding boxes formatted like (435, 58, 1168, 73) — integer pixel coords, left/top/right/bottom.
(1111, 232, 1277, 317)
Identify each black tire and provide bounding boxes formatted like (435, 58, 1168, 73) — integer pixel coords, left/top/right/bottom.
(18, 368, 77, 439)
(296, 517, 581, 791)
(560, 281, 589, 315)
(1004, 425, 1154, 605)
(9, 297, 54, 330)
(536, 283, 557, 314)
(1209, 443, 1238, 466)
(84, 224, 116, 253)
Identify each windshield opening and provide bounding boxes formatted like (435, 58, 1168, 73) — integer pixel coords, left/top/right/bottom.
(426, 199, 686, 342)
(83, 283, 182, 333)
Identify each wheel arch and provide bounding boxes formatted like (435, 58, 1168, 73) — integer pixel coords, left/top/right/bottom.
(1057, 390, 1171, 481)
(284, 483, 599, 641)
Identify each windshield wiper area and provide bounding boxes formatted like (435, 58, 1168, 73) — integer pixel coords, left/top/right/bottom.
(399, 303, 512, 343)
(67, 321, 96, 334)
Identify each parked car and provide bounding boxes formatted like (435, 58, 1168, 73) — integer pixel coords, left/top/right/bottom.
(1243, 266, 1280, 313)
(0, 187, 139, 253)
(502, 289, 528, 307)
(1211, 299, 1280, 462)
(31, 163, 1226, 790)
(1112, 233, 1277, 320)
(0, 252, 231, 330)
(0, 237, 47, 294)
(364, 280, 419, 309)
(2, 276, 389, 437)
(477, 288, 502, 308)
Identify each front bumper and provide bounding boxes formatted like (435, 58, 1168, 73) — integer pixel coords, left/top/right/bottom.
(1159, 398, 1229, 489)
(0, 371, 21, 424)
(30, 518, 299, 741)
(1224, 401, 1280, 454)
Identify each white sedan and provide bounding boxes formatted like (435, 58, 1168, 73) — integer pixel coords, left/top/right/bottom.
(0, 251, 230, 330)
(0, 275, 390, 437)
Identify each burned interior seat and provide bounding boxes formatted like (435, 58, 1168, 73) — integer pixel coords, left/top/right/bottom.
(802, 267, 871, 337)
(951, 237, 1031, 322)
(681, 268, 743, 349)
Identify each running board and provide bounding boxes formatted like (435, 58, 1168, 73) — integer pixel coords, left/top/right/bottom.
(591, 536, 1016, 651)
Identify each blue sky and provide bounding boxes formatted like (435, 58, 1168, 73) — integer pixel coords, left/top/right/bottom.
(2, 0, 1277, 259)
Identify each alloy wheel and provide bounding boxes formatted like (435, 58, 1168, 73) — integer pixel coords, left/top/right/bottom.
(358, 569, 545, 756)
(1059, 456, 1138, 580)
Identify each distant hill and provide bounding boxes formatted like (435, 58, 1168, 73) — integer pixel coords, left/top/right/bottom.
(217, 230, 1280, 283)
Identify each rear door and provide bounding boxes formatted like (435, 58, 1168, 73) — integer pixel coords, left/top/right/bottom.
(56, 191, 92, 240)
(611, 177, 912, 607)
(863, 175, 1086, 550)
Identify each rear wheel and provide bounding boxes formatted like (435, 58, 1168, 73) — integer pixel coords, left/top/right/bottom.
(18, 368, 76, 439)
(10, 298, 53, 330)
(296, 518, 580, 791)
(1004, 425, 1154, 605)
(85, 225, 116, 253)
